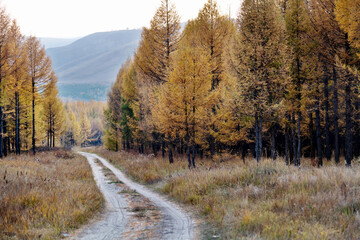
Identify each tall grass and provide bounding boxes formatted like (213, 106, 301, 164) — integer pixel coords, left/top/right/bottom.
(95, 148, 360, 239)
(0, 150, 104, 239)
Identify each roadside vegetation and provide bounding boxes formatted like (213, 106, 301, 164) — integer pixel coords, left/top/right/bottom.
(94, 148, 360, 239)
(0, 150, 104, 239)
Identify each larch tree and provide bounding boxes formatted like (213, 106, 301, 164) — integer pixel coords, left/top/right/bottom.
(194, 0, 235, 156)
(230, 0, 289, 162)
(153, 21, 213, 167)
(136, 0, 180, 84)
(135, 0, 181, 157)
(26, 36, 52, 155)
(6, 20, 27, 155)
(42, 73, 65, 148)
(0, 8, 10, 158)
(335, 0, 360, 57)
(284, 0, 313, 166)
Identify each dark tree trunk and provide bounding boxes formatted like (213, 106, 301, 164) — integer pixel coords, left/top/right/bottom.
(315, 95, 322, 167)
(0, 45, 3, 158)
(52, 125, 55, 148)
(291, 114, 296, 165)
(345, 79, 353, 166)
(255, 113, 260, 162)
(161, 140, 165, 158)
(271, 126, 276, 161)
(209, 134, 215, 157)
(168, 143, 173, 164)
(0, 106, 3, 158)
(187, 138, 191, 168)
(333, 66, 339, 164)
(309, 112, 315, 160)
(3, 114, 7, 157)
(324, 67, 331, 161)
(296, 112, 301, 166)
(259, 115, 263, 161)
(192, 144, 196, 168)
(285, 124, 289, 166)
(15, 92, 20, 155)
(32, 77, 36, 155)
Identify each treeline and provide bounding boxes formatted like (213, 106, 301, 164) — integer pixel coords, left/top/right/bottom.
(0, 6, 65, 157)
(62, 100, 105, 148)
(105, 0, 360, 167)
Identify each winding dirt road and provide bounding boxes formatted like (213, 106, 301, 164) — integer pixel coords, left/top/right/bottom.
(74, 152, 195, 240)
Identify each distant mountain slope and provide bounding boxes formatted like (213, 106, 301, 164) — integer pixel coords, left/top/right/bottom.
(40, 37, 80, 49)
(46, 29, 142, 101)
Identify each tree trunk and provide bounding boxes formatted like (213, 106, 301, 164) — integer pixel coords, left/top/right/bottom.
(3, 114, 7, 157)
(15, 92, 20, 155)
(345, 78, 353, 167)
(255, 113, 260, 162)
(161, 140, 165, 158)
(32, 77, 36, 155)
(296, 111, 301, 166)
(259, 114, 263, 161)
(271, 126, 276, 161)
(0, 45, 3, 158)
(192, 144, 196, 168)
(324, 67, 331, 161)
(291, 114, 296, 165)
(0, 106, 3, 158)
(332, 66, 339, 163)
(168, 142, 174, 164)
(53, 131, 55, 148)
(315, 95, 322, 167)
(187, 138, 191, 168)
(285, 124, 289, 166)
(309, 112, 315, 160)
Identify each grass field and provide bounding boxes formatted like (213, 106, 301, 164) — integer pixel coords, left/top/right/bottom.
(93, 148, 360, 239)
(0, 150, 104, 240)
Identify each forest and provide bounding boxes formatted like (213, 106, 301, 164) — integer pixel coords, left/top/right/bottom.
(105, 0, 360, 168)
(0, 4, 104, 157)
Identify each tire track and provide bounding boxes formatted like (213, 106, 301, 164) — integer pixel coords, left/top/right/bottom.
(76, 152, 195, 240)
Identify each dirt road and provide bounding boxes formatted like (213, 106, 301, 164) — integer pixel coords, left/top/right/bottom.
(74, 152, 195, 240)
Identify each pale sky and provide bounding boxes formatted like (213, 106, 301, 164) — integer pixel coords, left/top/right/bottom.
(1, 0, 241, 38)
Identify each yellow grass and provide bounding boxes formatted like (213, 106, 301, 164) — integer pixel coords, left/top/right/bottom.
(94, 148, 360, 239)
(0, 150, 104, 240)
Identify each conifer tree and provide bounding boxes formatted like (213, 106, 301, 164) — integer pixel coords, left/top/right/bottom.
(284, 0, 313, 165)
(153, 21, 213, 167)
(136, 0, 180, 84)
(26, 36, 52, 154)
(0, 8, 10, 158)
(194, 0, 234, 156)
(7, 21, 27, 154)
(230, 0, 289, 162)
(42, 73, 65, 148)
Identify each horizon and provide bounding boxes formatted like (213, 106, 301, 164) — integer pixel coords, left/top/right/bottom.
(2, 0, 240, 38)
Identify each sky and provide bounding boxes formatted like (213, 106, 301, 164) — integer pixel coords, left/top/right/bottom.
(1, 0, 241, 38)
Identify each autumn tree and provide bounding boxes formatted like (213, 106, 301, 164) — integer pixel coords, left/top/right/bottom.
(229, 0, 289, 162)
(335, 0, 360, 57)
(0, 8, 10, 158)
(136, 0, 180, 84)
(284, 0, 313, 165)
(194, 0, 234, 156)
(26, 36, 52, 154)
(42, 73, 65, 148)
(153, 21, 213, 167)
(6, 21, 27, 154)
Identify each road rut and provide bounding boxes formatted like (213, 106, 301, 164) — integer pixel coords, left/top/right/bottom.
(75, 152, 195, 240)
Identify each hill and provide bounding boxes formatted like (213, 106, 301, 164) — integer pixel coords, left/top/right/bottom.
(46, 29, 142, 101)
(40, 37, 80, 49)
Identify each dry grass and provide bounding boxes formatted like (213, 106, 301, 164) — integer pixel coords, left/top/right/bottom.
(0, 150, 104, 240)
(94, 147, 360, 239)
